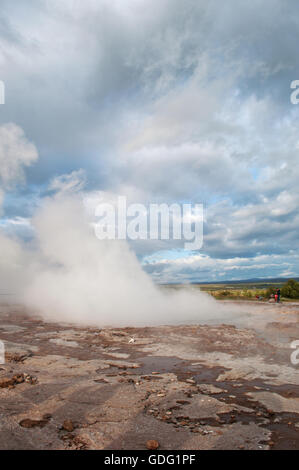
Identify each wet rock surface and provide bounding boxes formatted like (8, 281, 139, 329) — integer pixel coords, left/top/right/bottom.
(0, 301, 298, 450)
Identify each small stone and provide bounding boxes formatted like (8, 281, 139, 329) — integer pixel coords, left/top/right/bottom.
(15, 375, 25, 384)
(0, 377, 15, 388)
(0, 374, 24, 388)
(19, 418, 48, 428)
(62, 420, 74, 432)
(186, 379, 196, 384)
(146, 440, 159, 450)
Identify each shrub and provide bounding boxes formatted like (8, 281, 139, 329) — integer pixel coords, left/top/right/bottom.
(219, 290, 231, 296)
(281, 279, 299, 299)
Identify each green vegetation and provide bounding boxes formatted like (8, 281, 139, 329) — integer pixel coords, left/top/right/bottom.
(162, 279, 299, 301)
(281, 279, 299, 299)
(204, 279, 299, 301)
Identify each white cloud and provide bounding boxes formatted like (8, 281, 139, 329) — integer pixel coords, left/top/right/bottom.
(49, 169, 87, 194)
(0, 123, 38, 188)
(0, 123, 38, 216)
(143, 251, 298, 283)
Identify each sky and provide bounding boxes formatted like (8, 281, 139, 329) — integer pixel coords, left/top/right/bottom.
(1, 0, 299, 283)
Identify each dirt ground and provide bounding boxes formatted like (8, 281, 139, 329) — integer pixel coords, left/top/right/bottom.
(0, 301, 298, 450)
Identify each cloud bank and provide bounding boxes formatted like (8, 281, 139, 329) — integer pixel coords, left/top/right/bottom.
(1, 0, 299, 283)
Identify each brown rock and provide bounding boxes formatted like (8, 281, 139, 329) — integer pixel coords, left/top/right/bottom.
(19, 418, 48, 428)
(63, 419, 74, 432)
(0, 378, 15, 388)
(146, 439, 159, 450)
(15, 375, 25, 384)
(0, 374, 24, 388)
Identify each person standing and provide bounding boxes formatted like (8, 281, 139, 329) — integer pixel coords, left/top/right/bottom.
(277, 288, 281, 303)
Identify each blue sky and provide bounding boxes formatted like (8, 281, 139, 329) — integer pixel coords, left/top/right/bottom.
(1, 0, 299, 283)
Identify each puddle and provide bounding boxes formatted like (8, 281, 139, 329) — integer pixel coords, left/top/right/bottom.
(130, 355, 299, 449)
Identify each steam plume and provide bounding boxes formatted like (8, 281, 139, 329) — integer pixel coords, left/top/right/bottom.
(21, 195, 224, 326)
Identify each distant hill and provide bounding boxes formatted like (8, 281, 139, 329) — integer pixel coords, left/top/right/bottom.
(160, 277, 299, 286)
(196, 277, 299, 285)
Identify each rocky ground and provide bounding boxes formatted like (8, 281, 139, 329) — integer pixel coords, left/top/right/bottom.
(0, 301, 298, 450)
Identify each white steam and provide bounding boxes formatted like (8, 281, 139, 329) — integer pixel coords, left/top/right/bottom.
(22, 195, 225, 327)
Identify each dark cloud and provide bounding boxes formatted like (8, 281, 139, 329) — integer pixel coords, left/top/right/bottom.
(1, 0, 299, 281)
